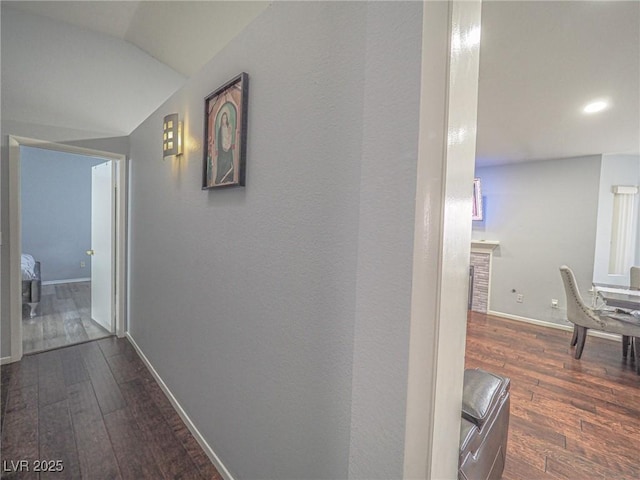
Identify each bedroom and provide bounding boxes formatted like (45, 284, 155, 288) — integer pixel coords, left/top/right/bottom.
(20, 145, 115, 353)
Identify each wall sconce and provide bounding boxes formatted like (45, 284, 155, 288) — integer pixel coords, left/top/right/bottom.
(163, 113, 183, 157)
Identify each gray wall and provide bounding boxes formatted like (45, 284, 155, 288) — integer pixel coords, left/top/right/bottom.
(128, 2, 421, 479)
(348, 3, 421, 477)
(21, 146, 105, 282)
(473, 155, 601, 325)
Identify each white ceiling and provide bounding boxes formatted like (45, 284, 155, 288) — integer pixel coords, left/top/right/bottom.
(476, 1, 640, 166)
(2, 1, 638, 163)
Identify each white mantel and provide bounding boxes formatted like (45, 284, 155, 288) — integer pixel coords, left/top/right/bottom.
(471, 240, 500, 253)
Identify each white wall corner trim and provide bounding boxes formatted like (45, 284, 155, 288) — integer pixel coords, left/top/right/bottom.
(470, 240, 500, 253)
(611, 185, 639, 195)
(42, 278, 91, 286)
(487, 310, 621, 342)
(1, 356, 14, 366)
(404, 1, 482, 478)
(125, 333, 235, 480)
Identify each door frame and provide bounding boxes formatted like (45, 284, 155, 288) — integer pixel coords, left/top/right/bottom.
(403, 0, 482, 478)
(7, 135, 127, 363)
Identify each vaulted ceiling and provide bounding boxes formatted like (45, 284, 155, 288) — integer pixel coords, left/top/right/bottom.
(1, 1, 268, 138)
(2, 1, 638, 164)
(6, 1, 269, 77)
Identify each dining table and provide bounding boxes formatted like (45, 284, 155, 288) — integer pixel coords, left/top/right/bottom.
(593, 284, 640, 311)
(593, 284, 640, 374)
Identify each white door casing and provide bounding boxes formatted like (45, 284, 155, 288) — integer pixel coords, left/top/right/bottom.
(403, 1, 482, 478)
(6, 136, 127, 364)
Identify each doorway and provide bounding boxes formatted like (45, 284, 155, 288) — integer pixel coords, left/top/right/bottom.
(8, 136, 127, 361)
(19, 146, 115, 354)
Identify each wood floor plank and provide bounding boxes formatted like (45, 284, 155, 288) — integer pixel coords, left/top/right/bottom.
(80, 313, 111, 340)
(1, 380, 9, 435)
(120, 379, 203, 479)
(103, 408, 165, 480)
(60, 345, 90, 386)
(37, 349, 67, 407)
(140, 376, 222, 479)
(63, 316, 90, 345)
(41, 284, 55, 295)
(42, 313, 71, 350)
(72, 283, 91, 309)
(510, 401, 581, 437)
(544, 453, 607, 480)
(502, 455, 559, 480)
(78, 342, 126, 415)
(55, 284, 73, 299)
(67, 381, 122, 480)
(510, 415, 566, 448)
(4, 355, 39, 391)
(105, 353, 149, 385)
(22, 317, 44, 354)
(39, 399, 82, 479)
(566, 420, 640, 474)
(98, 336, 136, 359)
(0, 385, 39, 480)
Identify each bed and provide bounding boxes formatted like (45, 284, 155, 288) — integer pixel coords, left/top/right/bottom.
(21, 253, 41, 317)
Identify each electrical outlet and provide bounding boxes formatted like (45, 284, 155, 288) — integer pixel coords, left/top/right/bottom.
(516, 293, 524, 303)
(80, 261, 86, 268)
(551, 299, 559, 309)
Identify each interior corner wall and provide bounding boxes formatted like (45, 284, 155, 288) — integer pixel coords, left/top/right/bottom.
(593, 154, 640, 286)
(348, 2, 422, 478)
(127, 2, 422, 479)
(473, 155, 601, 326)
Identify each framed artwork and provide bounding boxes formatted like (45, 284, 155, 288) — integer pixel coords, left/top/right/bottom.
(472, 177, 483, 221)
(202, 72, 249, 189)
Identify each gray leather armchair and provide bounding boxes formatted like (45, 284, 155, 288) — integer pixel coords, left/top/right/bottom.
(459, 368, 511, 480)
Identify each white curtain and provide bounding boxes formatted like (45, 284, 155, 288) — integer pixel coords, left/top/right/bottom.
(609, 185, 638, 275)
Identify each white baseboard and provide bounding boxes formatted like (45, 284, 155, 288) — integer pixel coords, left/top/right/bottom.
(125, 333, 234, 480)
(1, 355, 16, 365)
(486, 310, 621, 342)
(43, 277, 91, 285)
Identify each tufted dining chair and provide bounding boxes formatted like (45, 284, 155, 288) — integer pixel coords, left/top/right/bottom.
(559, 265, 640, 360)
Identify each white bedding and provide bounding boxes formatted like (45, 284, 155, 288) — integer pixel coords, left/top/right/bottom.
(21, 253, 37, 280)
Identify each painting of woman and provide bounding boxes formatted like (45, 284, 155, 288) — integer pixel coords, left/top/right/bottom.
(215, 110, 235, 184)
(202, 72, 248, 189)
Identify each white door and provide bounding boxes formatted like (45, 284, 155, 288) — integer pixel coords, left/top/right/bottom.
(90, 161, 114, 332)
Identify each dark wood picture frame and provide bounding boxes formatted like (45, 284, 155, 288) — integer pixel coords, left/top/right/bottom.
(202, 72, 249, 189)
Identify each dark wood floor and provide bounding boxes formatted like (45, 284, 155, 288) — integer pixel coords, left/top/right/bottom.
(23, 282, 110, 355)
(1, 337, 222, 479)
(466, 311, 640, 480)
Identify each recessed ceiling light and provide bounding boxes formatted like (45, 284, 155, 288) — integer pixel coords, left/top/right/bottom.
(583, 100, 609, 114)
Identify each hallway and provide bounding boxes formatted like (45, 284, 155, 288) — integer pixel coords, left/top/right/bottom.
(1, 337, 221, 479)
